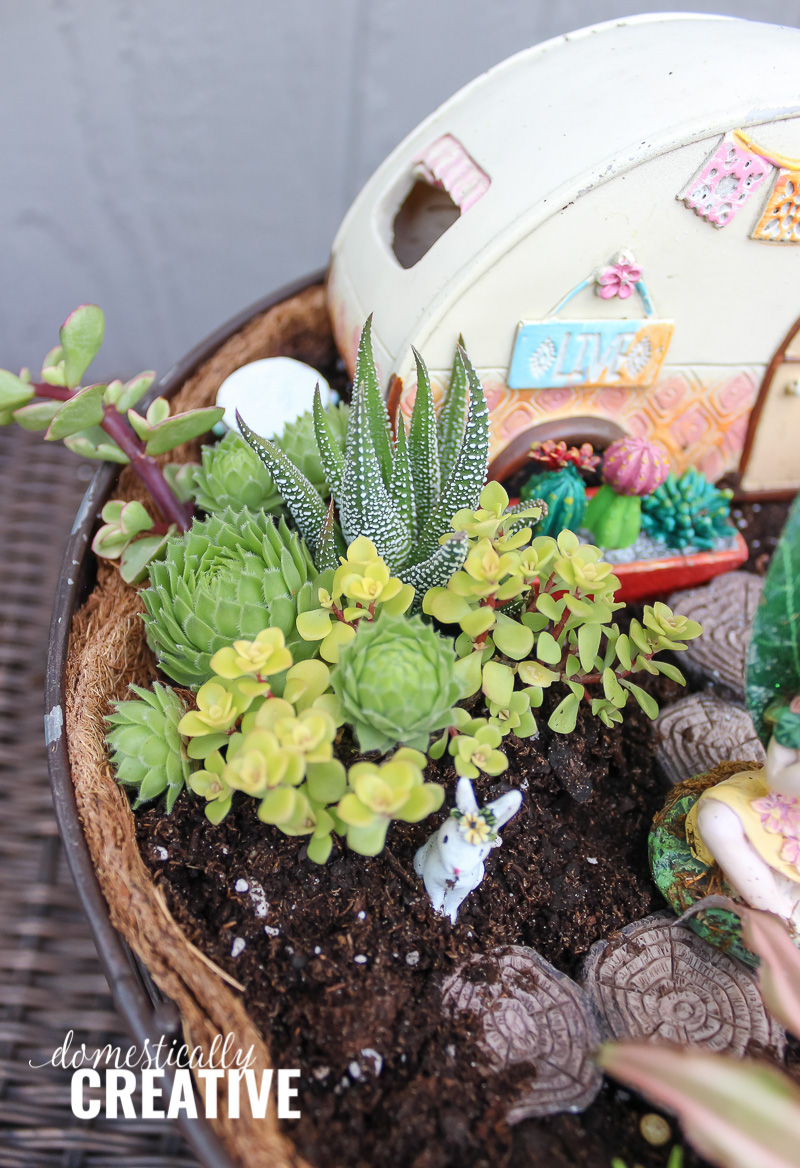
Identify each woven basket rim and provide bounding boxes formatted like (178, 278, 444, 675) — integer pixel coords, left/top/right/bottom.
(47, 270, 329, 1168)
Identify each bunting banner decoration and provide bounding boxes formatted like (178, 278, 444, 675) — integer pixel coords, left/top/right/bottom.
(751, 171, 800, 244)
(678, 130, 800, 242)
(677, 132, 772, 228)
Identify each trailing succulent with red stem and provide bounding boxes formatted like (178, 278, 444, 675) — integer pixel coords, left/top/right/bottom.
(0, 304, 225, 580)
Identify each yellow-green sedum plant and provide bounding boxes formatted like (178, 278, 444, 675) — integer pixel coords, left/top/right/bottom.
(424, 481, 702, 738)
(295, 535, 414, 662)
(107, 625, 446, 864)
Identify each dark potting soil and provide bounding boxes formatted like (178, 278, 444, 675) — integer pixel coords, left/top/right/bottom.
(136, 674, 709, 1168)
(132, 500, 791, 1168)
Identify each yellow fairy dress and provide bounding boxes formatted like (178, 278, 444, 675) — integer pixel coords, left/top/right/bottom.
(685, 766, 800, 886)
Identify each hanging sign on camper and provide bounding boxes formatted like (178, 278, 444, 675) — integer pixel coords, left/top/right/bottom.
(508, 259, 673, 391)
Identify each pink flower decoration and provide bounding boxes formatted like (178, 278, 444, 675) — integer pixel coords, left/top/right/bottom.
(596, 259, 643, 300)
(780, 837, 800, 871)
(752, 792, 800, 834)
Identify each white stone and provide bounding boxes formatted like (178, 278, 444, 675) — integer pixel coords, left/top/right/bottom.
(234, 878, 249, 893)
(353, 954, 368, 964)
(231, 937, 246, 958)
(249, 882, 269, 918)
(216, 357, 331, 439)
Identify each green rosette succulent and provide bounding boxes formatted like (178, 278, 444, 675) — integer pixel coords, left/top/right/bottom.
(190, 405, 349, 516)
(332, 610, 462, 754)
(106, 683, 190, 812)
(141, 507, 323, 688)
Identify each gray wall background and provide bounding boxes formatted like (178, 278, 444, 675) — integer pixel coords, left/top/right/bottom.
(3, 0, 800, 382)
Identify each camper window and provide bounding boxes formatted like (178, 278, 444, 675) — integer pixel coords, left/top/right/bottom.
(392, 179, 461, 269)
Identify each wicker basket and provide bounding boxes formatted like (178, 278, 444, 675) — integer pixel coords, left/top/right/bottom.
(47, 273, 337, 1168)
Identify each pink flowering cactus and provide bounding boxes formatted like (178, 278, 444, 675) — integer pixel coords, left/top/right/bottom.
(602, 436, 670, 498)
(596, 253, 642, 300)
(584, 437, 671, 549)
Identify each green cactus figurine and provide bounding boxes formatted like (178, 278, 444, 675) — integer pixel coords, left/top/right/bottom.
(641, 468, 733, 551)
(584, 437, 670, 550)
(521, 440, 599, 537)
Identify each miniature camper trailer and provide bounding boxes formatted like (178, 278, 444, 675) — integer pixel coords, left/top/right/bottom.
(327, 13, 800, 497)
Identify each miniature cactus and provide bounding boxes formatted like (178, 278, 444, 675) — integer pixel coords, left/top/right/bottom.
(237, 317, 489, 598)
(106, 683, 191, 812)
(521, 440, 599, 537)
(189, 404, 349, 516)
(141, 508, 324, 689)
(332, 610, 463, 754)
(584, 437, 670, 549)
(641, 467, 733, 550)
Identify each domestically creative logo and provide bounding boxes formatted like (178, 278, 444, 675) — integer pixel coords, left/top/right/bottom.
(32, 1031, 301, 1120)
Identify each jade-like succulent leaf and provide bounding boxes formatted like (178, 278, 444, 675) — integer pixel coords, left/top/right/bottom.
(115, 371, 156, 413)
(59, 304, 105, 387)
(746, 494, 800, 743)
(120, 530, 174, 584)
(0, 369, 35, 411)
(13, 399, 61, 430)
(63, 426, 130, 463)
(144, 406, 224, 455)
(548, 692, 580, 733)
(45, 384, 106, 440)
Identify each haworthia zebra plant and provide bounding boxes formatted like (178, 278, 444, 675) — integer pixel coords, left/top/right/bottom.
(237, 317, 489, 604)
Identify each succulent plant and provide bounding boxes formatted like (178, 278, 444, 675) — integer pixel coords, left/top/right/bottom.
(332, 610, 463, 754)
(641, 467, 733, 550)
(106, 683, 191, 812)
(141, 508, 325, 689)
(296, 536, 415, 662)
(424, 482, 700, 759)
(236, 317, 489, 600)
(522, 441, 599, 538)
(584, 437, 670, 549)
(189, 404, 349, 516)
(336, 748, 444, 855)
(0, 304, 215, 532)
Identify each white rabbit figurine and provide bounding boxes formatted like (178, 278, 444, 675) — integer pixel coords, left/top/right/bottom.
(414, 777, 523, 923)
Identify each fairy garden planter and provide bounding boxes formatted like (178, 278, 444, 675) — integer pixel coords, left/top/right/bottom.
(19, 12, 800, 1168)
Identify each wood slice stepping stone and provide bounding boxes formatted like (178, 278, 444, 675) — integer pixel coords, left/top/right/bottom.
(442, 944, 603, 1122)
(654, 694, 766, 786)
(668, 572, 763, 699)
(582, 912, 784, 1058)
